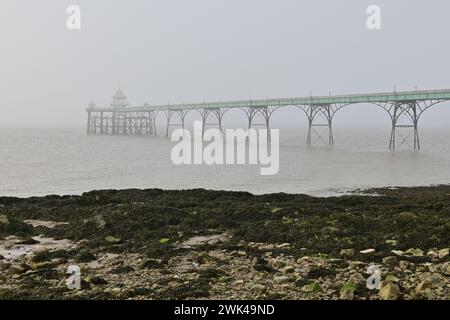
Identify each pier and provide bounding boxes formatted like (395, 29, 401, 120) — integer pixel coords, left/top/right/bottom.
(86, 89, 450, 150)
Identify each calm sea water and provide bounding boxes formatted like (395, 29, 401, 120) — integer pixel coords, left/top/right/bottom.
(1, 127, 449, 197)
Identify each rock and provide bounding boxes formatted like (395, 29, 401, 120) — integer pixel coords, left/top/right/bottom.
(105, 236, 122, 244)
(379, 282, 400, 300)
(429, 274, 444, 288)
(31, 262, 53, 270)
(250, 284, 266, 294)
(9, 264, 27, 274)
(339, 283, 357, 300)
(85, 276, 108, 285)
(440, 262, 450, 275)
(0, 261, 11, 271)
(276, 243, 291, 249)
(258, 244, 275, 251)
(269, 258, 286, 269)
(382, 256, 398, 267)
(399, 260, 409, 270)
(426, 250, 439, 260)
(348, 273, 365, 285)
(251, 257, 272, 272)
(195, 253, 210, 264)
(391, 250, 404, 256)
(405, 248, 424, 257)
(395, 211, 417, 220)
(359, 248, 375, 254)
(385, 239, 398, 246)
(281, 266, 295, 274)
(0, 215, 9, 225)
(415, 280, 434, 293)
(234, 280, 244, 285)
(150, 283, 159, 290)
(50, 258, 66, 266)
(385, 274, 399, 283)
(17, 237, 39, 245)
(340, 249, 355, 257)
(273, 276, 291, 285)
(438, 248, 449, 259)
(139, 258, 162, 269)
(302, 282, 322, 293)
(178, 233, 231, 248)
(93, 215, 106, 229)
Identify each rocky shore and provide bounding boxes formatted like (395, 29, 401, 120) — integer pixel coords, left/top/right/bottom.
(0, 186, 449, 300)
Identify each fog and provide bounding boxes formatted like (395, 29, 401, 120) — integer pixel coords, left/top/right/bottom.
(1, 0, 449, 127)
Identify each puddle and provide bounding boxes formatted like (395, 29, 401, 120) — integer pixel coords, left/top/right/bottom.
(178, 233, 231, 249)
(0, 235, 77, 262)
(24, 220, 69, 229)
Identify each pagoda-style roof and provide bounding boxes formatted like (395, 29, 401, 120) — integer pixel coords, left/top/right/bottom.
(113, 89, 127, 99)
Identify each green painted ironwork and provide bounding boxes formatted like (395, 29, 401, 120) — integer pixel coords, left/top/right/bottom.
(87, 89, 450, 112)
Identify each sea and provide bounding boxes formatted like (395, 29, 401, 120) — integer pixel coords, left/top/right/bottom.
(1, 126, 449, 198)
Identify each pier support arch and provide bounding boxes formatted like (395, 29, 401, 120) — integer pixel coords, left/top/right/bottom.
(165, 110, 189, 137)
(298, 104, 347, 146)
(376, 99, 446, 150)
(197, 108, 228, 137)
(241, 106, 278, 141)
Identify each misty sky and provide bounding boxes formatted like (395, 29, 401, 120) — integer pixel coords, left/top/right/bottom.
(1, 0, 450, 127)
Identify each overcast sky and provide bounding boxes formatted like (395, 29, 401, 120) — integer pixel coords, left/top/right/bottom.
(1, 0, 450, 127)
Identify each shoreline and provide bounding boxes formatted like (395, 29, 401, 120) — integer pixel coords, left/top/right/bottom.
(0, 185, 449, 300)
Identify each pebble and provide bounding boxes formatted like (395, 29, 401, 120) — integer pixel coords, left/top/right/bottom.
(438, 248, 449, 259)
(273, 276, 291, 285)
(340, 249, 355, 257)
(250, 284, 266, 294)
(382, 256, 398, 267)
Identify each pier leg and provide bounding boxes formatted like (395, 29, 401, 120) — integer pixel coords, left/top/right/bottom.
(86, 111, 92, 135)
(100, 112, 104, 134)
(151, 112, 157, 136)
(165, 110, 187, 137)
(302, 105, 334, 146)
(165, 111, 173, 137)
(385, 102, 421, 151)
(112, 112, 116, 135)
